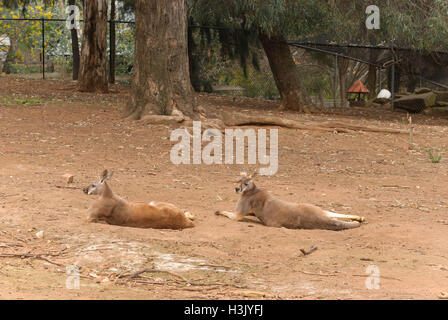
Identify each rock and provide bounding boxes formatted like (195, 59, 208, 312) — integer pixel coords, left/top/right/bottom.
(140, 115, 184, 125)
(373, 97, 389, 105)
(238, 290, 268, 298)
(414, 87, 432, 94)
(439, 292, 448, 299)
(394, 92, 437, 112)
(423, 106, 448, 117)
(434, 90, 448, 104)
(394, 92, 411, 99)
(35, 231, 44, 239)
(62, 174, 74, 184)
(377, 89, 391, 99)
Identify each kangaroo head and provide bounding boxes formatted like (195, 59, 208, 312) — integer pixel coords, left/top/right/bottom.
(235, 171, 257, 194)
(83, 170, 113, 195)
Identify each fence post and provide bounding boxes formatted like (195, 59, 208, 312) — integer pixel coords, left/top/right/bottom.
(42, 18, 45, 80)
(334, 54, 338, 108)
(378, 68, 382, 91)
(391, 61, 395, 110)
(109, 0, 116, 84)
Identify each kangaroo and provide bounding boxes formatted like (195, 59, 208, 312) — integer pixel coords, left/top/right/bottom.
(83, 170, 194, 230)
(216, 172, 364, 231)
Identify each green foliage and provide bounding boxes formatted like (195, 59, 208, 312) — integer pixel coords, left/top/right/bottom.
(0, 3, 71, 74)
(226, 66, 279, 99)
(425, 148, 443, 163)
(1, 0, 55, 9)
(326, 0, 448, 52)
(113, 22, 134, 75)
(0, 94, 42, 106)
(189, 0, 331, 38)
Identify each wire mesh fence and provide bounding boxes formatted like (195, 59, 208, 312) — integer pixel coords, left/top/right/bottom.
(1, 14, 448, 106)
(0, 16, 135, 83)
(0, 15, 280, 100)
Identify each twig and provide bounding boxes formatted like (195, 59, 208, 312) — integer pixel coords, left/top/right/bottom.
(297, 270, 337, 277)
(352, 274, 402, 281)
(0, 253, 63, 266)
(117, 268, 247, 289)
(381, 185, 411, 189)
(300, 245, 318, 256)
(407, 114, 414, 148)
(55, 185, 79, 190)
(0, 242, 24, 248)
(197, 263, 232, 270)
(119, 268, 193, 285)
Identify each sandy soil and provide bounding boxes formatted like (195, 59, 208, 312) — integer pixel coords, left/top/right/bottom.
(0, 76, 447, 300)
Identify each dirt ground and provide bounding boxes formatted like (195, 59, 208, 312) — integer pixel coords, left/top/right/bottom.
(0, 76, 447, 300)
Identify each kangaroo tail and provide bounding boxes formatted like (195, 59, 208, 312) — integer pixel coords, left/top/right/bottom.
(330, 220, 361, 231)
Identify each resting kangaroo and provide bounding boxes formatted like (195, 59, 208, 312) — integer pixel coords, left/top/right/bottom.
(84, 170, 194, 229)
(216, 172, 364, 231)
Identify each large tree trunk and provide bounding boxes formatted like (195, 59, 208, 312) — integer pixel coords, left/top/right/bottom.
(78, 0, 108, 92)
(259, 33, 304, 112)
(127, 0, 197, 119)
(68, 0, 80, 80)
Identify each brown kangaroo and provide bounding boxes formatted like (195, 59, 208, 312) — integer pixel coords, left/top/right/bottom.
(84, 170, 194, 230)
(216, 172, 364, 231)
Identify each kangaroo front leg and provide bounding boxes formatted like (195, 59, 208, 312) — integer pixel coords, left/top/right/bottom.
(215, 210, 246, 221)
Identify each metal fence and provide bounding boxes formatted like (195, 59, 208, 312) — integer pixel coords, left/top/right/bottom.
(0, 16, 279, 100)
(1, 16, 447, 105)
(0, 17, 134, 81)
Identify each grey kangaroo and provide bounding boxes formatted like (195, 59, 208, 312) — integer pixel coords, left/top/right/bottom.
(216, 172, 364, 231)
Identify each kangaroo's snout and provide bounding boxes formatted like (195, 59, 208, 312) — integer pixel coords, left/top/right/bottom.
(83, 186, 92, 195)
(235, 187, 241, 193)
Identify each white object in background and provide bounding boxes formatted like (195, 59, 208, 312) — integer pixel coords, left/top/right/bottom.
(0, 35, 11, 62)
(377, 89, 391, 99)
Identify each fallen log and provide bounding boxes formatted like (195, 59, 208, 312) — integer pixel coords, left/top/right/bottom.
(221, 113, 408, 134)
(394, 92, 437, 112)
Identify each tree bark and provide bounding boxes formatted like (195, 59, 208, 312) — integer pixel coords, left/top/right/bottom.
(68, 0, 80, 81)
(127, 0, 197, 119)
(259, 33, 304, 112)
(78, 0, 108, 92)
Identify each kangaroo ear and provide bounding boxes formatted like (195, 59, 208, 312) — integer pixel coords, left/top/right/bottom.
(100, 170, 108, 181)
(251, 171, 258, 179)
(101, 170, 113, 182)
(104, 171, 113, 182)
